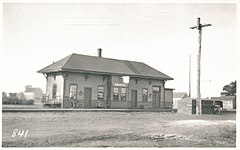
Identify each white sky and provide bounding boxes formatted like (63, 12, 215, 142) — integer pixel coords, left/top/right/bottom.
(1, 2, 238, 98)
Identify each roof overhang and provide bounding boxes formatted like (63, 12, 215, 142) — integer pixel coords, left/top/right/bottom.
(39, 68, 173, 81)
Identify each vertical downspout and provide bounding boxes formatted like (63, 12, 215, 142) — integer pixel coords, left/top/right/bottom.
(62, 72, 67, 109)
(163, 80, 165, 109)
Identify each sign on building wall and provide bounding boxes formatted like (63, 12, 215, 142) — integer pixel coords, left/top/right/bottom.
(114, 83, 128, 87)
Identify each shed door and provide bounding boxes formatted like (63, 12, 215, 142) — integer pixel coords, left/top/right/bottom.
(131, 90, 137, 108)
(152, 86, 161, 108)
(84, 88, 92, 108)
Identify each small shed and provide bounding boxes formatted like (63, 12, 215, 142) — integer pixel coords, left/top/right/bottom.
(173, 92, 188, 109)
(178, 97, 214, 115)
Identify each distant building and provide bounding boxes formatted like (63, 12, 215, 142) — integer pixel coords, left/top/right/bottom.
(2, 92, 8, 101)
(24, 85, 43, 103)
(211, 96, 236, 110)
(8, 93, 18, 100)
(17, 92, 26, 100)
(173, 92, 188, 109)
(38, 50, 174, 109)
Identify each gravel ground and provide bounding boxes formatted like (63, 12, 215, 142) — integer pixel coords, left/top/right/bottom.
(2, 112, 236, 147)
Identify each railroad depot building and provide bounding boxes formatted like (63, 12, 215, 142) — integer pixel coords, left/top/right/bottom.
(38, 50, 174, 109)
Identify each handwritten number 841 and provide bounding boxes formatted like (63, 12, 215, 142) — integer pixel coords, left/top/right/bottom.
(12, 129, 29, 138)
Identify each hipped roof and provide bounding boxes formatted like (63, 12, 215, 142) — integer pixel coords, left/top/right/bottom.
(38, 53, 173, 80)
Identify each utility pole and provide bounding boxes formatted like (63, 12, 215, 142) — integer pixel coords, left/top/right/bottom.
(189, 55, 191, 98)
(190, 17, 211, 115)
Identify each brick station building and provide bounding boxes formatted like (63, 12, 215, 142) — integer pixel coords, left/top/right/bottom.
(38, 49, 174, 109)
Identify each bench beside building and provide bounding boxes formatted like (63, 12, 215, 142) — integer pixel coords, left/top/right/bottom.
(38, 51, 173, 109)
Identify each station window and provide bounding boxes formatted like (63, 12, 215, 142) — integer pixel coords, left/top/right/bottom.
(120, 88, 127, 101)
(69, 84, 77, 99)
(52, 84, 57, 99)
(142, 88, 148, 102)
(113, 87, 119, 101)
(98, 86, 104, 100)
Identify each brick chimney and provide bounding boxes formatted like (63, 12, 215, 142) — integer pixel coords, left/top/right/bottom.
(98, 48, 102, 57)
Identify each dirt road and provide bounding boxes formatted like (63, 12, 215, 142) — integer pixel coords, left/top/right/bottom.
(2, 112, 236, 147)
